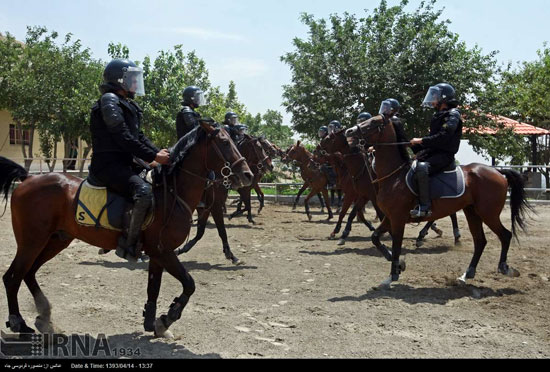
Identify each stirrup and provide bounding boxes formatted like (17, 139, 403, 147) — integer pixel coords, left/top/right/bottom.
(410, 205, 432, 218)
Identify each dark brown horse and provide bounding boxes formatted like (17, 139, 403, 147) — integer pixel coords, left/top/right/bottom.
(228, 134, 273, 224)
(0, 121, 253, 337)
(345, 115, 532, 288)
(233, 136, 280, 215)
(285, 141, 334, 221)
(312, 147, 377, 243)
(176, 134, 272, 262)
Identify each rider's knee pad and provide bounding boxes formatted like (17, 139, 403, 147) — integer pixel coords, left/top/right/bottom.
(132, 183, 153, 208)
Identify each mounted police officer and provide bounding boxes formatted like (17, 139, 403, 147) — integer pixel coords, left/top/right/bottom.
(223, 111, 241, 143)
(318, 125, 329, 139)
(318, 125, 329, 140)
(409, 83, 463, 218)
(89, 58, 170, 262)
(357, 112, 372, 124)
(328, 120, 342, 135)
(176, 86, 207, 139)
(378, 98, 410, 162)
(321, 121, 340, 189)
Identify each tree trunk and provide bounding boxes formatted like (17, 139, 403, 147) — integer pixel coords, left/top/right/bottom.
(47, 142, 57, 172)
(78, 145, 91, 178)
(17, 121, 35, 171)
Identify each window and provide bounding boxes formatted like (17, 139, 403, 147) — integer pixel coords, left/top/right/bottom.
(9, 124, 30, 145)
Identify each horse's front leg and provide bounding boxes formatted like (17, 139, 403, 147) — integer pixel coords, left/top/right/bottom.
(379, 222, 407, 289)
(177, 209, 209, 255)
(293, 184, 308, 210)
(144, 258, 163, 332)
(416, 221, 434, 248)
(321, 188, 333, 220)
(153, 251, 195, 338)
(211, 202, 242, 265)
(450, 213, 461, 244)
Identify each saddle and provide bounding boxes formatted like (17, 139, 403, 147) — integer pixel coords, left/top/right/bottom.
(406, 161, 465, 199)
(75, 174, 154, 231)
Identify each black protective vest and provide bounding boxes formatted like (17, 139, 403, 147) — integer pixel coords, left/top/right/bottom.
(422, 108, 463, 155)
(90, 93, 158, 171)
(176, 106, 201, 139)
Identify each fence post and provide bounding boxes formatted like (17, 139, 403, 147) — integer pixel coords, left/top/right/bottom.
(275, 184, 279, 204)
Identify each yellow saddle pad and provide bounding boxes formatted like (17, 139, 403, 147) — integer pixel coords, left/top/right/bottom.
(75, 180, 154, 231)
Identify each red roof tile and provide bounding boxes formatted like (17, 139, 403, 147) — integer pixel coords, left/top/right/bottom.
(463, 114, 550, 136)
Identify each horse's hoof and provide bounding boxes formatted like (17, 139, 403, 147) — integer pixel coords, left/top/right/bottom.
(98, 248, 110, 255)
(457, 273, 468, 285)
(399, 258, 406, 273)
(434, 228, 443, 237)
(329, 233, 336, 240)
(415, 239, 423, 248)
(35, 316, 61, 334)
(231, 256, 244, 266)
(337, 239, 346, 246)
(307, 214, 312, 221)
(153, 319, 174, 339)
(499, 263, 520, 277)
(378, 276, 393, 290)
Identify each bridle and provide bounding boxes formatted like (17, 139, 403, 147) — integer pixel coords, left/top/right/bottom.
(240, 137, 271, 173)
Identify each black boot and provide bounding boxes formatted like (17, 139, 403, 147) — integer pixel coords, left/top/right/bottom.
(116, 184, 153, 262)
(410, 162, 432, 218)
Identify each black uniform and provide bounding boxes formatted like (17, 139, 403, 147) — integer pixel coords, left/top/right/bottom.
(176, 105, 201, 139)
(390, 116, 410, 162)
(89, 92, 159, 199)
(412, 108, 462, 175)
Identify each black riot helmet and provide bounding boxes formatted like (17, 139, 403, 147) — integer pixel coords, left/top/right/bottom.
(318, 126, 328, 139)
(182, 86, 207, 107)
(422, 83, 458, 108)
(102, 59, 145, 98)
(328, 120, 342, 134)
(379, 98, 400, 117)
(357, 112, 372, 124)
(224, 112, 239, 126)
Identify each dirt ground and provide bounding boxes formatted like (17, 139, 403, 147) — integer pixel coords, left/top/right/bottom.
(1, 198, 549, 359)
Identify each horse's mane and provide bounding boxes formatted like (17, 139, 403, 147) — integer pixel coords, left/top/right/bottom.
(163, 125, 206, 176)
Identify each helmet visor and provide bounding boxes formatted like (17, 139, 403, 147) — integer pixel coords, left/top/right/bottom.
(422, 86, 441, 108)
(378, 100, 392, 115)
(230, 116, 239, 126)
(319, 129, 327, 138)
(123, 66, 145, 96)
(193, 90, 207, 106)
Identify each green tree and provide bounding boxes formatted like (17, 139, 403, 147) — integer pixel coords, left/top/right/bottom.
(281, 0, 499, 141)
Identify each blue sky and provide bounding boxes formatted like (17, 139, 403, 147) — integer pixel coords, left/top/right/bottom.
(1, 0, 549, 164)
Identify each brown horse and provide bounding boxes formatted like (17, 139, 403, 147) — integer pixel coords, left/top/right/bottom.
(177, 135, 272, 262)
(345, 115, 532, 287)
(319, 130, 461, 247)
(312, 147, 377, 243)
(228, 134, 273, 224)
(233, 136, 280, 215)
(0, 121, 253, 337)
(285, 141, 334, 221)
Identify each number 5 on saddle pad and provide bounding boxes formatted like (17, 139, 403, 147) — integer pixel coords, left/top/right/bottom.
(74, 180, 154, 231)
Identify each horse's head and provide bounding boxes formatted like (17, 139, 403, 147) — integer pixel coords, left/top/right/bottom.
(344, 115, 390, 149)
(320, 127, 349, 155)
(202, 121, 254, 189)
(285, 141, 306, 164)
(238, 136, 273, 174)
(258, 137, 279, 159)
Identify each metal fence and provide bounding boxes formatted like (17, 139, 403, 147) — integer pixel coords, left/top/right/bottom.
(6, 157, 550, 203)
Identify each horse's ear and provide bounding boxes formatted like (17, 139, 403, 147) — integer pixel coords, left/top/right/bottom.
(297, 140, 301, 146)
(199, 120, 217, 135)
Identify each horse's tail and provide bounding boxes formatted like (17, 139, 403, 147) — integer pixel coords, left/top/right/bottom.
(498, 169, 533, 238)
(0, 156, 29, 202)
